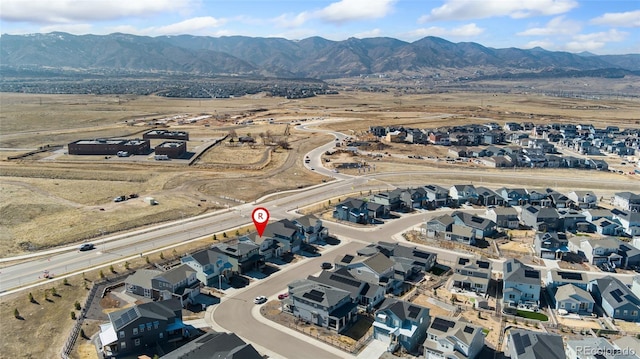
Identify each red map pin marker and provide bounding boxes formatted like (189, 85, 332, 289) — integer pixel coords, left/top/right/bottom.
(252, 207, 270, 237)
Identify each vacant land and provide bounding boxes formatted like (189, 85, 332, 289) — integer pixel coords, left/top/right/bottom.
(1, 90, 639, 257)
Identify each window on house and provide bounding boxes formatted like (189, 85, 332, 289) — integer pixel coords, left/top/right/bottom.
(119, 331, 125, 339)
(632, 311, 638, 317)
(133, 328, 138, 335)
(623, 310, 628, 316)
(134, 339, 140, 346)
(153, 321, 159, 329)
(146, 323, 152, 331)
(120, 342, 126, 349)
(159, 332, 164, 339)
(615, 310, 620, 315)
(508, 294, 515, 299)
(139, 324, 145, 333)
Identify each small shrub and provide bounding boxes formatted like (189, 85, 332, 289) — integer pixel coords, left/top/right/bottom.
(159, 252, 164, 260)
(223, 232, 227, 238)
(235, 230, 240, 237)
(124, 261, 130, 270)
(109, 265, 115, 273)
(99, 270, 105, 279)
(74, 301, 81, 310)
(213, 234, 217, 241)
(14, 308, 20, 319)
(50, 287, 57, 297)
(63, 278, 69, 286)
(28, 292, 35, 303)
(70, 311, 76, 320)
(145, 256, 150, 264)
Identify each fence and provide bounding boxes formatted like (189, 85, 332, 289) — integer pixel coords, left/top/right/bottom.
(287, 322, 373, 354)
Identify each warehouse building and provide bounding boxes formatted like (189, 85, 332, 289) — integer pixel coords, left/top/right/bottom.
(143, 130, 189, 141)
(154, 141, 187, 158)
(68, 139, 151, 155)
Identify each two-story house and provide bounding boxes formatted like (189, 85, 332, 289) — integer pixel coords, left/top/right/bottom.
(211, 239, 263, 275)
(612, 209, 640, 236)
(293, 214, 329, 244)
(262, 219, 303, 252)
(506, 330, 565, 359)
(284, 279, 358, 333)
(485, 207, 519, 229)
(357, 241, 437, 276)
(502, 259, 541, 310)
(151, 264, 200, 307)
(567, 190, 598, 209)
(452, 258, 492, 294)
(588, 276, 640, 322)
(181, 248, 232, 287)
(498, 187, 530, 206)
(451, 211, 497, 239)
(425, 215, 455, 238)
(423, 316, 484, 359)
(534, 232, 569, 260)
(568, 237, 621, 267)
(520, 205, 563, 232)
(308, 268, 385, 312)
(424, 184, 450, 209)
(612, 192, 640, 212)
(333, 198, 370, 224)
(99, 299, 185, 358)
(373, 298, 430, 353)
(371, 189, 403, 211)
(474, 187, 505, 207)
(449, 185, 478, 205)
(335, 252, 399, 293)
(554, 284, 595, 315)
(160, 332, 263, 359)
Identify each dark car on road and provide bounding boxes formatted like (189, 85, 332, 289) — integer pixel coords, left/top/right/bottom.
(321, 262, 333, 269)
(79, 243, 95, 251)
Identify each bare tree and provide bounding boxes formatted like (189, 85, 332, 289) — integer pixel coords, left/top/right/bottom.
(277, 139, 291, 150)
(258, 132, 265, 145)
(228, 129, 237, 140)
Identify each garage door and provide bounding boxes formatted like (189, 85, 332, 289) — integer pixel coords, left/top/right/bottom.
(374, 330, 391, 344)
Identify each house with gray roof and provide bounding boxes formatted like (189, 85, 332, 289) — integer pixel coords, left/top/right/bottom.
(211, 239, 263, 275)
(337, 252, 399, 293)
(503, 259, 541, 310)
(151, 264, 200, 306)
(545, 269, 589, 293)
(293, 214, 329, 243)
(451, 211, 497, 239)
(424, 184, 450, 209)
(357, 241, 437, 283)
(160, 332, 263, 359)
(498, 187, 530, 206)
(612, 210, 640, 236)
(373, 298, 430, 353)
(588, 276, 640, 322)
(449, 185, 478, 204)
(283, 279, 358, 333)
(554, 284, 595, 314)
(534, 232, 569, 260)
(99, 299, 185, 358)
(125, 269, 163, 299)
(506, 330, 565, 359)
(308, 268, 384, 312)
(425, 215, 455, 238)
(569, 237, 622, 267)
(485, 207, 519, 229)
(333, 197, 370, 224)
(520, 205, 563, 232)
(452, 257, 492, 294)
(423, 316, 484, 359)
(445, 224, 476, 245)
(613, 192, 640, 212)
(181, 249, 232, 287)
(583, 208, 615, 223)
(567, 190, 598, 209)
(474, 187, 505, 206)
(592, 217, 623, 236)
(260, 219, 303, 252)
(251, 233, 290, 260)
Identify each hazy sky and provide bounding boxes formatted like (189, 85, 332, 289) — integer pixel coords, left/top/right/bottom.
(1, 0, 639, 54)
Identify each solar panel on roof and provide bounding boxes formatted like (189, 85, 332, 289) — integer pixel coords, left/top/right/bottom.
(524, 270, 540, 279)
(513, 334, 525, 355)
(431, 317, 455, 332)
(506, 262, 512, 272)
(471, 216, 484, 223)
(463, 326, 475, 334)
(413, 251, 432, 259)
(330, 274, 361, 287)
(407, 306, 421, 319)
(458, 258, 469, 265)
(611, 289, 624, 303)
(303, 290, 325, 303)
(477, 261, 490, 269)
(559, 271, 582, 281)
(342, 255, 354, 263)
(521, 334, 531, 348)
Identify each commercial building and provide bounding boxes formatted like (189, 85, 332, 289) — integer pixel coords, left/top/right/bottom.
(143, 130, 189, 141)
(154, 141, 187, 159)
(68, 138, 151, 155)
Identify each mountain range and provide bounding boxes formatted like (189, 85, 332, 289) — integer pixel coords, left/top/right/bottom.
(1, 32, 639, 79)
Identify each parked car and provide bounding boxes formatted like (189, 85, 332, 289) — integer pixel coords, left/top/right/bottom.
(254, 296, 267, 304)
(321, 262, 333, 269)
(79, 243, 95, 251)
(277, 293, 289, 300)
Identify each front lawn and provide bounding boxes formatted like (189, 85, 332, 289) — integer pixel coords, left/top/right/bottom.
(516, 310, 548, 321)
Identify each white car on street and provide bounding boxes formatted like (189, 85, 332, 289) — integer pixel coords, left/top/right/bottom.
(254, 296, 267, 304)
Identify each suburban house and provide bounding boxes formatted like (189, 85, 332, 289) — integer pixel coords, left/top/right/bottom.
(160, 332, 263, 359)
(251, 234, 290, 260)
(358, 241, 437, 275)
(449, 185, 478, 204)
(553, 284, 595, 314)
(373, 298, 430, 353)
(261, 219, 303, 252)
(567, 190, 598, 209)
(591, 217, 623, 236)
(613, 192, 640, 212)
(583, 208, 614, 223)
(612, 209, 640, 236)
(293, 214, 329, 243)
(368, 202, 389, 220)
(502, 259, 541, 310)
(284, 279, 358, 333)
(568, 237, 622, 267)
(506, 330, 565, 359)
(99, 299, 186, 358)
(452, 257, 492, 294)
(534, 232, 569, 260)
(474, 187, 505, 206)
(125, 265, 199, 307)
(425, 215, 455, 238)
(401, 187, 429, 209)
(527, 189, 553, 207)
(308, 268, 385, 312)
(335, 252, 399, 293)
(423, 316, 485, 359)
(547, 190, 573, 208)
(333, 198, 370, 224)
(497, 187, 530, 206)
(211, 239, 263, 275)
(485, 207, 519, 229)
(371, 189, 403, 211)
(545, 269, 589, 293)
(451, 211, 497, 239)
(558, 209, 589, 232)
(619, 243, 640, 269)
(424, 184, 450, 209)
(445, 225, 476, 245)
(588, 276, 640, 322)
(180, 249, 232, 287)
(520, 205, 563, 232)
